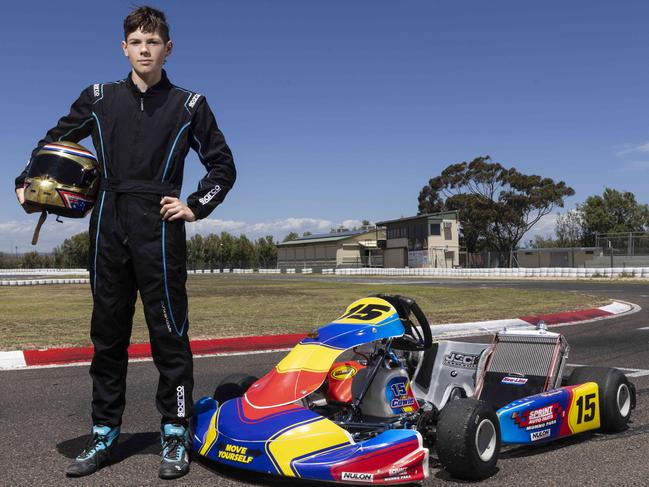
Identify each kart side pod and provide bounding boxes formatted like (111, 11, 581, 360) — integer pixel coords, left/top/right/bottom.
(497, 383, 600, 444)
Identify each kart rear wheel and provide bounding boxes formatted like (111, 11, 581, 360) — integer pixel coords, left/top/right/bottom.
(213, 373, 259, 404)
(567, 366, 635, 433)
(436, 398, 500, 480)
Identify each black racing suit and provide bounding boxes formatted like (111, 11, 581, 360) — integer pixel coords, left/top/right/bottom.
(16, 70, 236, 426)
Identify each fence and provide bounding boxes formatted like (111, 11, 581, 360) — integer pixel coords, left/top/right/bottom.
(460, 251, 518, 268)
(595, 232, 649, 256)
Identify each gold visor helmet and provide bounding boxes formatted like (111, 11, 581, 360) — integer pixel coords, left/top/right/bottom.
(23, 141, 100, 218)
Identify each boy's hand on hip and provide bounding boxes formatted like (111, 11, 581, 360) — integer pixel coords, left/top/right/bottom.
(160, 196, 196, 222)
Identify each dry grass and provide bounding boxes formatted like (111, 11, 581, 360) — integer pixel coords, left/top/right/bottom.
(0, 275, 608, 350)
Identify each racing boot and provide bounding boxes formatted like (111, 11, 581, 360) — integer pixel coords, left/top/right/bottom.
(66, 424, 120, 477)
(159, 423, 190, 479)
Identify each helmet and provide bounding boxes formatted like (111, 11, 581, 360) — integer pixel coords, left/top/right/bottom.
(23, 141, 100, 218)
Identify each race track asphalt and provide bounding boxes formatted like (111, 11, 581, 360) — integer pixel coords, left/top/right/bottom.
(2, 277, 648, 486)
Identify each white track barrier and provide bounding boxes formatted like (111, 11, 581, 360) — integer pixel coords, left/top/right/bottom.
(0, 268, 89, 277)
(0, 278, 90, 286)
(2, 266, 648, 286)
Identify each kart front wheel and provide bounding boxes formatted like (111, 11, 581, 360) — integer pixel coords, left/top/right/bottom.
(436, 398, 500, 480)
(213, 373, 259, 404)
(567, 366, 635, 433)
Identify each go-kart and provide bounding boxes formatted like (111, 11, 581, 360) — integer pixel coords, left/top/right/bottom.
(191, 295, 636, 483)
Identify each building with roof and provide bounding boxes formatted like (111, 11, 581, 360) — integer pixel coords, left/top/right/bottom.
(276, 228, 385, 270)
(376, 211, 460, 268)
(516, 247, 603, 268)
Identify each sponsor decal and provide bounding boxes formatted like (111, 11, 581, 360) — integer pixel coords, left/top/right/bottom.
(188, 93, 201, 108)
(390, 397, 416, 408)
(502, 376, 528, 386)
(513, 402, 563, 430)
(530, 429, 551, 441)
(93, 84, 100, 97)
(385, 466, 412, 481)
(199, 185, 221, 205)
(387, 378, 418, 412)
(330, 365, 357, 381)
(443, 352, 480, 369)
(540, 389, 563, 397)
(385, 474, 412, 482)
(341, 472, 374, 482)
(217, 444, 254, 464)
(176, 385, 186, 417)
(59, 191, 93, 212)
(161, 301, 172, 333)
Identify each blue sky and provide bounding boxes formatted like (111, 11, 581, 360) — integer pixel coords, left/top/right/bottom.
(1, 1, 648, 252)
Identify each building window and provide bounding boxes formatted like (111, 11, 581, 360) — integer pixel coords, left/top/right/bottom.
(429, 223, 441, 236)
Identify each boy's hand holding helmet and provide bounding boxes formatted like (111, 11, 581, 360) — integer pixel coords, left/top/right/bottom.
(15, 186, 25, 205)
(19, 141, 100, 244)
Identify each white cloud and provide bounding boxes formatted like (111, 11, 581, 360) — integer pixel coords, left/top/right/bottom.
(523, 212, 559, 242)
(616, 141, 649, 156)
(0, 218, 86, 254)
(0, 221, 32, 234)
(0, 215, 375, 252)
(186, 216, 337, 239)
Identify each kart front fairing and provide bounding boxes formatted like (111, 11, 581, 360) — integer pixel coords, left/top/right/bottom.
(246, 296, 406, 408)
(192, 396, 428, 483)
(191, 297, 429, 484)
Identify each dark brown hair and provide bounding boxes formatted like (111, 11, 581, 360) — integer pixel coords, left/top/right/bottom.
(123, 6, 170, 43)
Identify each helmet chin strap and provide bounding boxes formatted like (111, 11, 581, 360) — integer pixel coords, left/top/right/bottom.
(31, 211, 48, 245)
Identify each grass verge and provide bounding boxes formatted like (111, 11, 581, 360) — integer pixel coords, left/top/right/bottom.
(0, 275, 608, 350)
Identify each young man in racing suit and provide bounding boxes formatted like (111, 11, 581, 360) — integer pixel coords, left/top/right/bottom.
(15, 6, 236, 480)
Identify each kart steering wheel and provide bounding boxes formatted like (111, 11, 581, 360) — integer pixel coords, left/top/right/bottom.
(374, 294, 433, 351)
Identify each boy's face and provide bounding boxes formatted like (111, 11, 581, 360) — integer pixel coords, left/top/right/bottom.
(121, 28, 172, 77)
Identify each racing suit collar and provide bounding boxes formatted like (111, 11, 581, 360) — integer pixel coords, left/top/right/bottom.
(126, 69, 172, 96)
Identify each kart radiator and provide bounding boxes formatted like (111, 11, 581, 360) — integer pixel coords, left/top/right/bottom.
(487, 334, 568, 380)
(477, 332, 569, 408)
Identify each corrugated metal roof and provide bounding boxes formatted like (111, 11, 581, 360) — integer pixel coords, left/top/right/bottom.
(276, 229, 376, 246)
(376, 210, 459, 226)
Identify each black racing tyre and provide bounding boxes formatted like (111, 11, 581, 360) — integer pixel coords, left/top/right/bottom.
(567, 366, 635, 433)
(213, 373, 259, 403)
(436, 398, 500, 480)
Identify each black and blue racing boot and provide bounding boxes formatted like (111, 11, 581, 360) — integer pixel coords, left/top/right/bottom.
(66, 424, 120, 477)
(159, 423, 190, 480)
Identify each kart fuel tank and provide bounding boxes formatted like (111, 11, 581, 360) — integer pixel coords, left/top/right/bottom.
(326, 361, 367, 403)
(352, 366, 419, 418)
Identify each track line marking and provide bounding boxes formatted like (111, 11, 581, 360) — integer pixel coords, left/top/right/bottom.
(568, 363, 649, 378)
(637, 327, 649, 331)
(3, 348, 291, 371)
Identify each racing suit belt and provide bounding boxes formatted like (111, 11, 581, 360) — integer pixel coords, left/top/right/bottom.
(101, 178, 180, 198)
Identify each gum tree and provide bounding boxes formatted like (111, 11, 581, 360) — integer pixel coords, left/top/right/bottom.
(418, 156, 575, 258)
